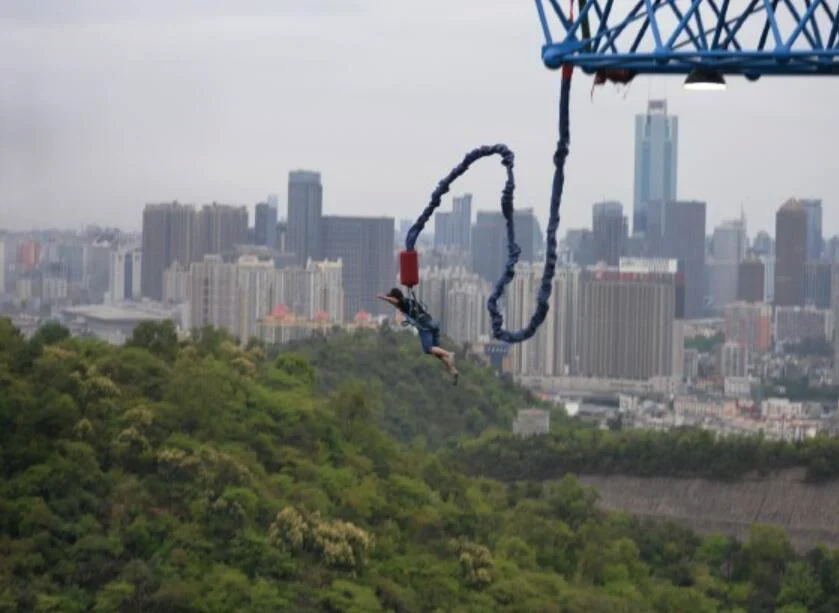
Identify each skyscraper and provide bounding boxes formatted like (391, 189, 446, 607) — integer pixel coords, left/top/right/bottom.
(774, 199, 807, 307)
(565, 229, 595, 266)
(141, 202, 197, 301)
(801, 198, 823, 261)
(287, 170, 323, 266)
(737, 255, 765, 303)
(662, 200, 706, 319)
(254, 200, 278, 248)
(592, 201, 627, 266)
(577, 260, 683, 380)
(109, 249, 142, 303)
(322, 216, 395, 319)
(633, 100, 678, 236)
(451, 194, 473, 252)
(471, 212, 507, 284)
(194, 203, 249, 260)
(709, 217, 747, 311)
(471, 209, 539, 283)
(804, 260, 832, 309)
(434, 212, 453, 249)
(433, 194, 473, 252)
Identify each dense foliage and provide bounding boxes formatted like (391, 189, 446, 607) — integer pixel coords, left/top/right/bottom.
(273, 325, 547, 447)
(762, 377, 839, 403)
(2, 318, 839, 612)
(452, 426, 839, 483)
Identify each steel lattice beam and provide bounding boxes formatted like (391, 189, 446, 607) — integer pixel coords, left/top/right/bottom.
(535, 0, 839, 76)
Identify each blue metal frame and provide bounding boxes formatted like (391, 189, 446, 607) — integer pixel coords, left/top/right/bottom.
(535, 0, 839, 76)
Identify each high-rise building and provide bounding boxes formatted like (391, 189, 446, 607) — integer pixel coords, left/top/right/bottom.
(801, 198, 823, 261)
(275, 220, 288, 253)
(194, 203, 249, 260)
(189, 255, 241, 336)
(760, 255, 776, 303)
(737, 255, 765, 303)
(87, 239, 115, 303)
(472, 212, 507, 284)
(451, 194, 473, 252)
(724, 302, 773, 354)
(287, 170, 323, 266)
(662, 200, 706, 318)
(592, 201, 627, 266)
(507, 262, 558, 376)
(472, 209, 540, 283)
(709, 217, 747, 311)
(109, 249, 142, 304)
(775, 306, 833, 345)
(515, 209, 542, 262)
(162, 263, 191, 305)
(307, 259, 346, 324)
(564, 228, 595, 267)
(58, 244, 86, 284)
(413, 265, 490, 346)
(774, 199, 807, 306)
(141, 202, 197, 301)
(321, 216, 395, 319)
(398, 218, 413, 246)
(434, 195, 473, 253)
(271, 259, 345, 323)
(805, 260, 832, 309)
(576, 259, 683, 380)
(16, 240, 40, 271)
(188, 254, 344, 342)
(633, 99, 678, 235)
(254, 200, 278, 248)
(752, 231, 774, 256)
(434, 212, 453, 249)
(552, 267, 582, 376)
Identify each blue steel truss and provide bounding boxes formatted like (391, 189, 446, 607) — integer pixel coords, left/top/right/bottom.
(535, 0, 839, 77)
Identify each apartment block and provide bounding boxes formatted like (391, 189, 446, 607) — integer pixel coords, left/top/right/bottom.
(723, 302, 773, 354)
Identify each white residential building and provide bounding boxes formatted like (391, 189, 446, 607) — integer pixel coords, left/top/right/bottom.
(108, 249, 142, 304)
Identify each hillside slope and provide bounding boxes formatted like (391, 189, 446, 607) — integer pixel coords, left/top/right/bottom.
(0, 319, 837, 612)
(578, 470, 839, 552)
(275, 326, 544, 447)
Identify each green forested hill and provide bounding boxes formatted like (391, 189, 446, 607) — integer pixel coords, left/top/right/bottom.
(0, 318, 838, 612)
(273, 325, 547, 447)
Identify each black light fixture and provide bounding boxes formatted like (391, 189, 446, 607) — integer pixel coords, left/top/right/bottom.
(684, 67, 727, 91)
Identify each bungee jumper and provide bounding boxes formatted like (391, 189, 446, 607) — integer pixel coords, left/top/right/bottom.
(395, 66, 574, 348)
(389, 2, 578, 380)
(377, 288, 459, 385)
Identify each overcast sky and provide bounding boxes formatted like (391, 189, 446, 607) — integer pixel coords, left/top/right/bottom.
(1, 0, 837, 238)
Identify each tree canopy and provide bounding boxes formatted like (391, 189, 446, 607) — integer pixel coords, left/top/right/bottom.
(1, 318, 838, 612)
(451, 425, 839, 483)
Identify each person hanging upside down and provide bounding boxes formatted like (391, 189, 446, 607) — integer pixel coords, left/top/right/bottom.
(377, 287, 459, 385)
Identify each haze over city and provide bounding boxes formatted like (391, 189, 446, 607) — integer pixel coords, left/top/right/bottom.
(1, 0, 837, 234)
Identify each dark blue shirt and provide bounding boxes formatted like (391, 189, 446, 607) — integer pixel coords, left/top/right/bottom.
(398, 297, 434, 330)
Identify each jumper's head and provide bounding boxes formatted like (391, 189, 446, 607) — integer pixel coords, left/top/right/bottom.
(386, 287, 404, 301)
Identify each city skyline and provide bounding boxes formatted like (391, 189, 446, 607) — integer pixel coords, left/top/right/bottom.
(1, 1, 837, 237)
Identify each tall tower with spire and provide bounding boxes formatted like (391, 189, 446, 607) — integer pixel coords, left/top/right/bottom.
(633, 99, 678, 236)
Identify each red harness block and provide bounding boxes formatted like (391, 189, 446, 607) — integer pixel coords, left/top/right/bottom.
(399, 249, 419, 287)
